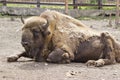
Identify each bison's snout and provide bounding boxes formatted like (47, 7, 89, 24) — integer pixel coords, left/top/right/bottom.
(21, 41, 29, 46)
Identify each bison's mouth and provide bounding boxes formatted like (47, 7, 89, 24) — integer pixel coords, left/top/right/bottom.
(22, 44, 43, 58)
(29, 47, 40, 58)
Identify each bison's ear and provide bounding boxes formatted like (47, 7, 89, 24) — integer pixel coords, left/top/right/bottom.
(21, 15, 25, 24)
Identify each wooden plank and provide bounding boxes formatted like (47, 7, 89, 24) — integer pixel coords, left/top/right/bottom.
(115, 0, 120, 27)
(3, 1, 65, 5)
(1, 1, 119, 7)
(65, 0, 68, 14)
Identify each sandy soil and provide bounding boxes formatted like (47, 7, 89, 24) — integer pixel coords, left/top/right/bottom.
(0, 17, 120, 80)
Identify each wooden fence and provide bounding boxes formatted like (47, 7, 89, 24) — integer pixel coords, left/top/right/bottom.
(0, 0, 118, 9)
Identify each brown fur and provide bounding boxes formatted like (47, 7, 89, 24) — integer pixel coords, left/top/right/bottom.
(86, 32, 119, 67)
(40, 10, 120, 67)
(40, 10, 100, 60)
(47, 48, 70, 63)
(47, 32, 120, 67)
(7, 10, 120, 67)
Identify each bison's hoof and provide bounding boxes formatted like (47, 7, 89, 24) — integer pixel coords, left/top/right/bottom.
(7, 55, 18, 62)
(35, 57, 45, 62)
(94, 59, 105, 67)
(86, 60, 96, 66)
(86, 59, 105, 67)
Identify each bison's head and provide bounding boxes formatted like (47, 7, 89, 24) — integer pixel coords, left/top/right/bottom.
(21, 16, 50, 59)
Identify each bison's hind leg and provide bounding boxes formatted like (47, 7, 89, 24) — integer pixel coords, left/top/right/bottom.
(86, 32, 117, 67)
(86, 59, 105, 67)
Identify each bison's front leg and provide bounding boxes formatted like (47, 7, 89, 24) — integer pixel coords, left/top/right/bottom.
(7, 52, 27, 62)
(59, 44, 74, 60)
(7, 51, 35, 62)
(47, 48, 71, 63)
(34, 48, 50, 62)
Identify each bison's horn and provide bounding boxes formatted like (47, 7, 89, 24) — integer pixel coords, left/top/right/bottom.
(21, 15, 25, 24)
(42, 19, 49, 29)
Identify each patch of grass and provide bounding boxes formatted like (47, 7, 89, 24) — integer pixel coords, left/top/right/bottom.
(77, 6, 117, 10)
(78, 6, 98, 10)
(77, 16, 116, 20)
(7, 4, 36, 8)
(41, 5, 65, 9)
(1, 3, 118, 10)
(0, 3, 2, 6)
(7, 4, 66, 9)
(103, 7, 116, 10)
(0, 13, 11, 18)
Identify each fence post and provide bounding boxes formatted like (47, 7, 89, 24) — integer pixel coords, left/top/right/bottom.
(73, 0, 78, 9)
(3, 0, 7, 6)
(37, 0, 40, 8)
(65, 0, 68, 14)
(98, 0, 102, 9)
(115, 0, 120, 27)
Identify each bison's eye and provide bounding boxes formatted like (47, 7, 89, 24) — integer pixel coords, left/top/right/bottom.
(32, 29, 40, 33)
(32, 29, 40, 39)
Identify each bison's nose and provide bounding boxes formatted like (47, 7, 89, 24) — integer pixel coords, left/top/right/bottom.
(21, 42, 29, 46)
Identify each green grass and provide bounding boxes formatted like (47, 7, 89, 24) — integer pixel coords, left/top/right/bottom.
(77, 16, 116, 20)
(0, 12, 117, 22)
(7, 4, 36, 8)
(103, 7, 116, 10)
(0, 3, 2, 6)
(0, 13, 11, 18)
(41, 5, 65, 9)
(7, 4, 65, 9)
(1, 3, 118, 10)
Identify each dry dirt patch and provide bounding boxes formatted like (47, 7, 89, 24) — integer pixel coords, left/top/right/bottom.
(0, 18, 120, 80)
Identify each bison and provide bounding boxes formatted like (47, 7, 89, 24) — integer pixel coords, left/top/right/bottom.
(7, 10, 120, 67)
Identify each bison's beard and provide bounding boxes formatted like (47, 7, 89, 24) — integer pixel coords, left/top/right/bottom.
(23, 44, 43, 59)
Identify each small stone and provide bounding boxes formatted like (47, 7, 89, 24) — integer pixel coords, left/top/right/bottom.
(70, 71, 76, 75)
(66, 71, 72, 77)
(45, 63, 48, 66)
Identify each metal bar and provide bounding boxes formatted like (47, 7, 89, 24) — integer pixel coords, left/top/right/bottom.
(3, 0, 7, 6)
(73, 0, 78, 9)
(36, 0, 40, 8)
(98, 0, 102, 9)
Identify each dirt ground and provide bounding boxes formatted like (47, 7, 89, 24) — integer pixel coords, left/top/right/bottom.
(0, 17, 120, 80)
